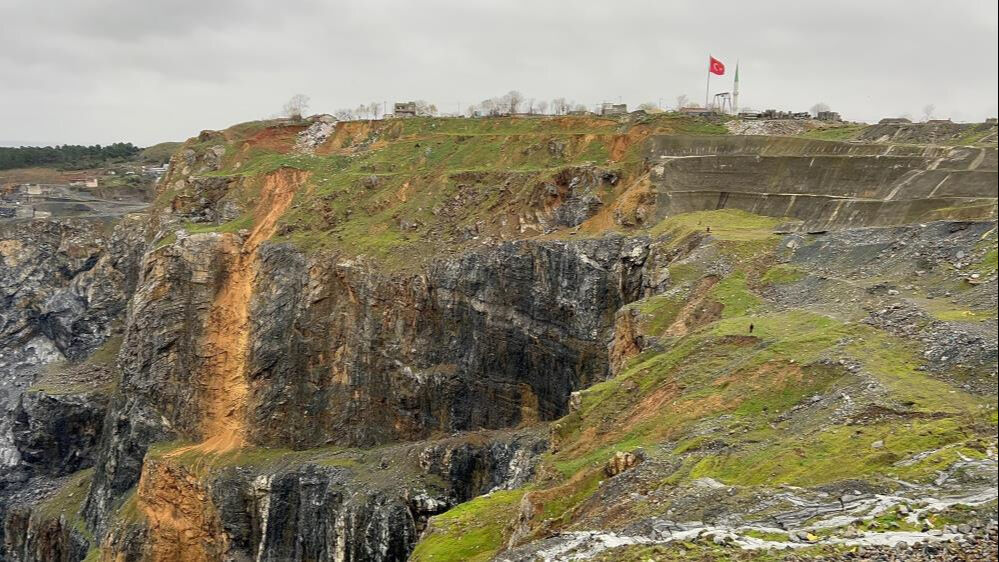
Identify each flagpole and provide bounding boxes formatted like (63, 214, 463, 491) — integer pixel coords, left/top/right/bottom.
(705, 55, 711, 111)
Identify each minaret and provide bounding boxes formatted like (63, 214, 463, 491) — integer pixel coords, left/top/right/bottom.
(733, 61, 740, 114)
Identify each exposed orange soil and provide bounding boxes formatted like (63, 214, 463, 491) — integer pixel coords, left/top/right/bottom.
(664, 275, 722, 337)
(241, 124, 304, 152)
(609, 310, 642, 374)
(169, 166, 308, 457)
(131, 460, 227, 562)
(624, 381, 682, 428)
(129, 168, 308, 561)
(609, 124, 652, 161)
(519, 383, 540, 424)
(316, 120, 382, 155)
(714, 361, 805, 392)
(578, 172, 655, 234)
(515, 467, 600, 540)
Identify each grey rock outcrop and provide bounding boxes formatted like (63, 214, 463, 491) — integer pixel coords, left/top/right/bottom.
(84, 232, 654, 536)
(0, 215, 145, 560)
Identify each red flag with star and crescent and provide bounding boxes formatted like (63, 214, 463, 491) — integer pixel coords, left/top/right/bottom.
(709, 56, 725, 75)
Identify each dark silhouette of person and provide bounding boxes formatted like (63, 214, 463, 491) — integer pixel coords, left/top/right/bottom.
(706, 226, 711, 233)
(749, 323, 754, 334)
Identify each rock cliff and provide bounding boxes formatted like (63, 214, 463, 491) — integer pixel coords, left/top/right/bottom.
(1, 114, 996, 561)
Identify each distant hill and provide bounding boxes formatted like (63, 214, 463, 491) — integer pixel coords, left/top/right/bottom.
(0, 143, 140, 171)
(138, 141, 183, 164)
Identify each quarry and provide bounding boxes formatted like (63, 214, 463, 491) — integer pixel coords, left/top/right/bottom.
(0, 112, 996, 562)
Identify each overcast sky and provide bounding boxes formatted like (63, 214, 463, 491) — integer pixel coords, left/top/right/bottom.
(2, 0, 997, 147)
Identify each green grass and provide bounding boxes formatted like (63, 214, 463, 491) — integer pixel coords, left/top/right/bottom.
(181, 214, 255, 235)
(410, 489, 525, 562)
(185, 130, 622, 265)
(667, 263, 704, 285)
(112, 489, 143, 525)
(632, 293, 687, 334)
(476, 218, 997, 539)
(741, 529, 790, 542)
(650, 209, 787, 242)
(798, 125, 865, 142)
(688, 417, 984, 486)
(28, 335, 121, 395)
(927, 307, 995, 322)
(951, 125, 998, 146)
(970, 231, 998, 276)
(550, 311, 841, 476)
(144, 440, 362, 478)
(138, 141, 182, 164)
(154, 113, 737, 269)
(538, 469, 604, 524)
(761, 264, 807, 285)
(708, 272, 762, 318)
(977, 247, 998, 275)
(33, 469, 95, 544)
(547, 301, 993, 491)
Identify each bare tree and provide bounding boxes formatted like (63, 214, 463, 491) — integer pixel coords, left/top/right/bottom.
(810, 102, 830, 117)
(675, 94, 690, 110)
(414, 100, 438, 116)
(922, 104, 935, 122)
(283, 94, 310, 120)
(536, 100, 549, 115)
(505, 90, 524, 114)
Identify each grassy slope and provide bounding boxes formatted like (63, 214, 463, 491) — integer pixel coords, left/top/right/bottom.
(154, 114, 726, 270)
(796, 121, 997, 146)
(138, 142, 183, 164)
(410, 489, 527, 562)
(146, 117, 995, 558)
(412, 209, 997, 559)
(25, 469, 99, 558)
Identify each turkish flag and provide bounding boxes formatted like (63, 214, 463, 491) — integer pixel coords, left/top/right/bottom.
(709, 56, 725, 75)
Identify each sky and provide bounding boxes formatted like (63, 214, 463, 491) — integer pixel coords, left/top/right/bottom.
(2, 0, 997, 147)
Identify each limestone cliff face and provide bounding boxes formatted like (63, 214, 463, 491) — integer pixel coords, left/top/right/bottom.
(84, 230, 654, 536)
(0, 216, 145, 562)
(81, 232, 231, 534)
(246, 234, 650, 446)
(69, 135, 658, 557)
(3, 505, 91, 562)
(0, 216, 143, 468)
(96, 429, 547, 561)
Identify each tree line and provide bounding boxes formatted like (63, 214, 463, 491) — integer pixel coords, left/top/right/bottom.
(0, 143, 141, 171)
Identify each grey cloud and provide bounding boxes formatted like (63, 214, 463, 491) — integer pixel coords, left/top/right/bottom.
(1, 0, 996, 146)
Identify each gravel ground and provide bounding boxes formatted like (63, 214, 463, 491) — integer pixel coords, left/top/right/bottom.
(797, 527, 998, 561)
